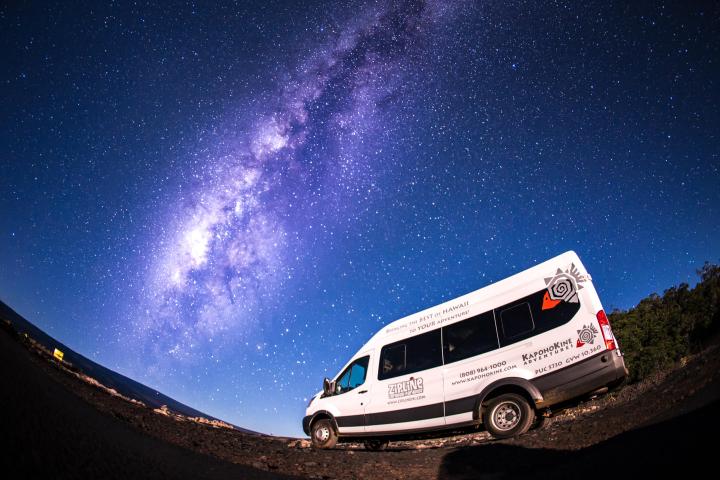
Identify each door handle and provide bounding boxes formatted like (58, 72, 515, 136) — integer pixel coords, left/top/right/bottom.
(358, 390, 368, 394)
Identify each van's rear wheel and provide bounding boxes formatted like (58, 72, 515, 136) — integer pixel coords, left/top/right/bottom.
(311, 419, 338, 449)
(364, 439, 389, 451)
(483, 393, 535, 439)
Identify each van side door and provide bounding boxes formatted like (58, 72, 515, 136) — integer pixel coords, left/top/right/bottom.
(442, 310, 503, 425)
(364, 328, 445, 433)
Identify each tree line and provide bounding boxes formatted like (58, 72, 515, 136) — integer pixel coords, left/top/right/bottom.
(609, 263, 720, 383)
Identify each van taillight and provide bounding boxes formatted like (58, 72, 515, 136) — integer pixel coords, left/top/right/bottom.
(596, 310, 616, 351)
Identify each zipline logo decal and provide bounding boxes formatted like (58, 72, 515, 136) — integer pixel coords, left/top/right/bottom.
(388, 377, 424, 399)
(542, 263, 589, 310)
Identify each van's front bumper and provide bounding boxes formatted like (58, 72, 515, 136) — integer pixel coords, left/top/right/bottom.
(532, 349, 627, 409)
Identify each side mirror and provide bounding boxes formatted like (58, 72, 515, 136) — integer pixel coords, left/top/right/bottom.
(322, 377, 331, 397)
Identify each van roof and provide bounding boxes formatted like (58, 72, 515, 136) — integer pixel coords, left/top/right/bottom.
(360, 250, 583, 351)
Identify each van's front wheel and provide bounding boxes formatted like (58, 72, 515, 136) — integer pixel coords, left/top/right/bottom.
(311, 419, 338, 449)
(483, 393, 535, 439)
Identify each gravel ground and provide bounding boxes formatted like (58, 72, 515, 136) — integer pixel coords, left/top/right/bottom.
(3, 323, 719, 479)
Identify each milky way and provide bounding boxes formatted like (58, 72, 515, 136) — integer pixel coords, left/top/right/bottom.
(138, 0, 460, 363)
(2, 0, 718, 435)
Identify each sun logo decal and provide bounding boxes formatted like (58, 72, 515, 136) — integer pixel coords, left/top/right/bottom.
(542, 263, 589, 310)
(576, 324, 599, 347)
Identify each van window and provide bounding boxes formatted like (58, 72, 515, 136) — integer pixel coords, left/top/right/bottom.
(497, 288, 582, 347)
(442, 311, 498, 364)
(380, 344, 406, 378)
(335, 356, 369, 394)
(499, 302, 534, 339)
(378, 329, 442, 380)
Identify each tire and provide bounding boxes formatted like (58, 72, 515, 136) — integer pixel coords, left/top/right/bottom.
(483, 393, 535, 439)
(364, 439, 389, 451)
(310, 419, 338, 449)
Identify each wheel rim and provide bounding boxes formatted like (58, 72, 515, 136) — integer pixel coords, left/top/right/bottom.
(314, 425, 330, 443)
(492, 400, 522, 431)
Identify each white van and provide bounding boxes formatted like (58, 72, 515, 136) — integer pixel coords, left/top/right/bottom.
(303, 251, 627, 449)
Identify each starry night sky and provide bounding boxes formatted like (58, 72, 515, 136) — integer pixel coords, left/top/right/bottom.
(1, 1, 718, 436)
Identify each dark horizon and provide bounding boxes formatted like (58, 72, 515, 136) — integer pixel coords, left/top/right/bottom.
(0, 298, 257, 434)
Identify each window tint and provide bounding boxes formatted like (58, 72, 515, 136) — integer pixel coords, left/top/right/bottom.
(380, 344, 406, 378)
(442, 311, 498, 364)
(378, 329, 442, 380)
(348, 357, 369, 388)
(497, 288, 582, 347)
(499, 303, 534, 339)
(335, 356, 369, 394)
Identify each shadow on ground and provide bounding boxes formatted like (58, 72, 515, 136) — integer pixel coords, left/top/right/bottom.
(439, 397, 719, 479)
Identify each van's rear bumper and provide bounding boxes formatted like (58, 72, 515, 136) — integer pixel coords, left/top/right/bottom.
(532, 349, 627, 409)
